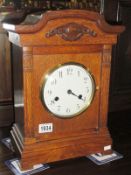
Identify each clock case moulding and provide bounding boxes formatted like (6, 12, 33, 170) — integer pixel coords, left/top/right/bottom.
(3, 10, 125, 170)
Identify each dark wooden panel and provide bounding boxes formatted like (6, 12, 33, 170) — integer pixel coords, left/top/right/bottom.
(11, 44, 24, 136)
(0, 105, 14, 127)
(0, 29, 12, 103)
(110, 2, 131, 111)
(103, 0, 119, 24)
(0, 11, 29, 127)
(104, 0, 131, 111)
(0, 23, 14, 127)
(0, 126, 11, 139)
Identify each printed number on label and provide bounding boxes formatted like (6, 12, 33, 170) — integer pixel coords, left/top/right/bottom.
(39, 123, 53, 133)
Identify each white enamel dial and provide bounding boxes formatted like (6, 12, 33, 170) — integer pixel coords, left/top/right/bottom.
(40, 63, 95, 118)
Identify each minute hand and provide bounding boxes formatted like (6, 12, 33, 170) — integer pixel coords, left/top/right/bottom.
(67, 89, 84, 101)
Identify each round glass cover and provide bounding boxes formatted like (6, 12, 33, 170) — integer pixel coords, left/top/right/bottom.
(40, 62, 96, 118)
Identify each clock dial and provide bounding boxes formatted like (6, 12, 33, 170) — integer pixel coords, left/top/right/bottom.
(40, 63, 96, 118)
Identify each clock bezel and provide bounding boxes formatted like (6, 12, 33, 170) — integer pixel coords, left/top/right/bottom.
(40, 62, 96, 118)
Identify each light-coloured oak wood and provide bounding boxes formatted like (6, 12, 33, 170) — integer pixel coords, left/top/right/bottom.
(3, 10, 124, 170)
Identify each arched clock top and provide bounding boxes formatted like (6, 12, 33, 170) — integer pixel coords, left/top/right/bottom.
(3, 10, 125, 46)
(3, 10, 124, 34)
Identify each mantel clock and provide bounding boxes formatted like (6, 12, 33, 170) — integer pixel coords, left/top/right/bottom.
(3, 10, 124, 170)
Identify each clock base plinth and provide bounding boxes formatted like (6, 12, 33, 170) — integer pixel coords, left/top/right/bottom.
(10, 124, 112, 170)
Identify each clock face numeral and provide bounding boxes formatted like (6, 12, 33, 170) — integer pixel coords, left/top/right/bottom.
(51, 79, 57, 85)
(84, 77, 89, 84)
(66, 108, 71, 114)
(57, 105, 61, 111)
(77, 104, 80, 109)
(47, 90, 52, 95)
(77, 70, 81, 77)
(67, 68, 73, 75)
(41, 63, 95, 118)
(86, 87, 89, 93)
(83, 97, 87, 102)
(58, 71, 63, 78)
(50, 100, 55, 105)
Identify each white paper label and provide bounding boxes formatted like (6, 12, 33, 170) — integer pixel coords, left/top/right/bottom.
(104, 145, 111, 151)
(39, 123, 53, 133)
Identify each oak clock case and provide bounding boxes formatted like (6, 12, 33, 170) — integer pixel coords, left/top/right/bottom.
(3, 10, 124, 170)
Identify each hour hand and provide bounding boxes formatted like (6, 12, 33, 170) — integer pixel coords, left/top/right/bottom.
(67, 89, 77, 97)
